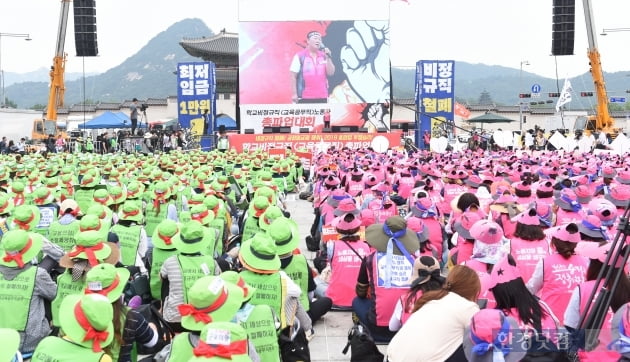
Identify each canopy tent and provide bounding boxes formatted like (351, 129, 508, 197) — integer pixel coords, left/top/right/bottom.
(216, 114, 237, 129)
(465, 112, 516, 130)
(78, 111, 145, 129)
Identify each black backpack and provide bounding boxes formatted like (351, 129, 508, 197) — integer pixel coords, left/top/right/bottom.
(342, 322, 384, 362)
(135, 300, 175, 356)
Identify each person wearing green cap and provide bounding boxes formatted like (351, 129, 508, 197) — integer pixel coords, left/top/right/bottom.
(31, 294, 114, 361)
(268, 217, 331, 327)
(189, 204, 219, 257)
(111, 201, 148, 270)
(148, 219, 180, 301)
(160, 221, 222, 332)
(0, 193, 14, 237)
(144, 181, 176, 237)
(165, 276, 254, 362)
(221, 270, 281, 362)
(241, 196, 270, 242)
(84, 263, 158, 362)
(238, 233, 312, 342)
(0, 230, 57, 356)
(32, 187, 60, 236)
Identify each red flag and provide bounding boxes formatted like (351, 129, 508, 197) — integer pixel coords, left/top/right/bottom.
(454, 102, 471, 120)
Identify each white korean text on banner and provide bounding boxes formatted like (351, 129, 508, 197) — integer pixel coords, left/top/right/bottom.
(177, 62, 216, 136)
(415, 60, 455, 149)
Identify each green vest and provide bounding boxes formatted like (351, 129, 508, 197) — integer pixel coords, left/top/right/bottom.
(217, 137, 229, 150)
(201, 225, 218, 258)
(47, 220, 80, 252)
(281, 255, 310, 311)
(241, 305, 281, 362)
(177, 254, 216, 303)
(150, 248, 178, 300)
(179, 211, 192, 223)
(239, 270, 285, 320)
(0, 265, 37, 331)
(286, 169, 297, 193)
(74, 188, 95, 215)
(110, 224, 142, 266)
(167, 332, 195, 362)
(242, 216, 261, 242)
(145, 201, 170, 236)
(32, 336, 106, 362)
(34, 205, 58, 236)
(108, 306, 129, 362)
(271, 175, 286, 193)
(52, 272, 86, 327)
(209, 219, 226, 256)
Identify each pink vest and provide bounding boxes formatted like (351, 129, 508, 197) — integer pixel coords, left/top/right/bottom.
(298, 49, 329, 99)
(516, 195, 534, 206)
(397, 177, 415, 200)
(510, 237, 550, 284)
(555, 209, 582, 226)
(493, 212, 516, 239)
(346, 179, 364, 197)
(320, 202, 336, 225)
(449, 241, 474, 265)
(540, 253, 588, 326)
(368, 200, 397, 223)
(326, 240, 371, 308)
(421, 217, 444, 262)
(578, 280, 619, 362)
(504, 304, 559, 345)
(370, 251, 415, 327)
(399, 291, 423, 325)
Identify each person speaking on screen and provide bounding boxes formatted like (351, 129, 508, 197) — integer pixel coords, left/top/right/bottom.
(290, 31, 335, 104)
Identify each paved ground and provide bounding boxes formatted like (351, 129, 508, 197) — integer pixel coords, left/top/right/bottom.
(284, 193, 388, 361)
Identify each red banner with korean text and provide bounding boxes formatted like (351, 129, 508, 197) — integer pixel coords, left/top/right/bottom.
(229, 132, 402, 153)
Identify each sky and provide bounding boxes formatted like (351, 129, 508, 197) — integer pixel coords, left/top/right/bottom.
(2, 0, 630, 80)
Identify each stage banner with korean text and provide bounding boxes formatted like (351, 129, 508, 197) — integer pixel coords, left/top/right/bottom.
(240, 103, 391, 133)
(177, 62, 216, 135)
(229, 132, 402, 153)
(415, 60, 455, 149)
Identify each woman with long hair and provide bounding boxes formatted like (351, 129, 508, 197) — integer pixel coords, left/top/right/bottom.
(388, 256, 445, 331)
(387, 265, 480, 361)
(509, 208, 550, 284)
(526, 223, 588, 326)
(489, 254, 565, 359)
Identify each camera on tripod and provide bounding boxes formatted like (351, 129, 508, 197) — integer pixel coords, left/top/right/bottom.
(140, 103, 149, 112)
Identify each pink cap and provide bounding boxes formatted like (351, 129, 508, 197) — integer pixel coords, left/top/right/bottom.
(335, 213, 362, 232)
(575, 241, 625, 268)
(514, 208, 539, 226)
(359, 209, 375, 227)
(407, 217, 429, 242)
(470, 220, 504, 245)
(453, 211, 484, 240)
(587, 198, 617, 226)
(616, 169, 630, 185)
(606, 185, 630, 208)
(537, 181, 554, 194)
(602, 166, 617, 179)
(371, 182, 390, 193)
(333, 198, 360, 217)
(487, 255, 522, 289)
(578, 215, 610, 240)
(574, 185, 594, 204)
(548, 223, 582, 243)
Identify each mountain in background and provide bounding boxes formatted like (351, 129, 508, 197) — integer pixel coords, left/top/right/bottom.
(4, 18, 630, 111)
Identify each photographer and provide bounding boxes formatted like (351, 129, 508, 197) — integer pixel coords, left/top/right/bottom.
(129, 98, 148, 136)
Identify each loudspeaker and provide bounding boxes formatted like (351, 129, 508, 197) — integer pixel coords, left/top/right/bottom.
(377, 128, 388, 133)
(323, 128, 332, 133)
(262, 127, 273, 134)
(551, 0, 574, 56)
(331, 126, 343, 133)
(299, 128, 310, 133)
(73, 0, 98, 57)
(244, 129, 255, 134)
(358, 127, 369, 133)
(402, 123, 409, 133)
(339, 127, 351, 133)
(279, 127, 291, 133)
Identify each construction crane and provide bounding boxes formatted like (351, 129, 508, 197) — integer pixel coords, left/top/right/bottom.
(574, 0, 617, 135)
(31, 0, 70, 141)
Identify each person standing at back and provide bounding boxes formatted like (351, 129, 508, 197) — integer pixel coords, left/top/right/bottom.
(130, 98, 139, 135)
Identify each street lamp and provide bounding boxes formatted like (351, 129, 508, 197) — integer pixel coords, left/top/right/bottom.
(0, 32, 31, 108)
(519, 60, 530, 133)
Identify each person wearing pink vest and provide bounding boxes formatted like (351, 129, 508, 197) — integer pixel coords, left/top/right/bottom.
(509, 208, 550, 284)
(441, 180, 468, 216)
(514, 181, 535, 206)
(527, 223, 588, 326)
(488, 193, 522, 239)
(408, 197, 444, 262)
(534, 180, 555, 208)
(489, 255, 564, 359)
(564, 241, 630, 361)
(290, 31, 334, 103)
(388, 256, 444, 332)
(605, 184, 630, 219)
(344, 168, 365, 198)
(608, 302, 630, 359)
(352, 216, 419, 343)
(448, 211, 483, 268)
(325, 212, 371, 309)
(554, 188, 584, 225)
